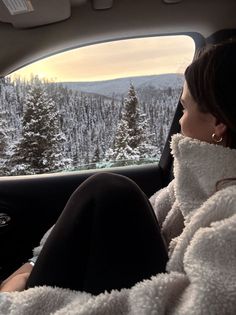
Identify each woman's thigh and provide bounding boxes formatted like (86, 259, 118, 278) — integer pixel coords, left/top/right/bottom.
(27, 173, 168, 294)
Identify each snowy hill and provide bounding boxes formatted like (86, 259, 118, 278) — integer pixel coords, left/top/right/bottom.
(60, 74, 184, 98)
(0, 76, 181, 175)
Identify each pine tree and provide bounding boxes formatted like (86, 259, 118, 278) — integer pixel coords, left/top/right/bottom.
(0, 81, 8, 155)
(0, 121, 6, 153)
(0, 78, 20, 175)
(106, 84, 157, 166)
(9, 80, 69, 175)
(0, 111, 8, 175)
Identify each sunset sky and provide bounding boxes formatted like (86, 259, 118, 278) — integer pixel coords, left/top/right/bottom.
(10, 35, 195, 82)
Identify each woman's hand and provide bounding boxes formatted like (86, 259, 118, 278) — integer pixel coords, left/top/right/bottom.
(0, 263, 33, 292)
(0, 272, 30, 292)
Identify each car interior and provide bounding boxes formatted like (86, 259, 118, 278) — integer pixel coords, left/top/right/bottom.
(0, 0, 236, 283)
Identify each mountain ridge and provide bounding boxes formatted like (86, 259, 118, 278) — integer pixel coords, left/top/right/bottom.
(59, 73, 184, 98)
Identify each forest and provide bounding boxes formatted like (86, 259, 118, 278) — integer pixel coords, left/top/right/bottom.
(0, 76, 182, 176)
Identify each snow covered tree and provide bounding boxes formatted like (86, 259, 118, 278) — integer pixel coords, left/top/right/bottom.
(0, 111, 8, 175)
(9, 80, 70, 175)
(106, 84, 157, 166)
(0, 75, 179, 174)
(0, 78, 21, 175)
(0, 123, 6, 153)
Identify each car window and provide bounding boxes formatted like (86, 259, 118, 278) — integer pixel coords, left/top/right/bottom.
(0, 35, 195, 176)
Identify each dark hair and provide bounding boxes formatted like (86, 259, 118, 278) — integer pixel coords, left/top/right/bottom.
(184, 39, 236, 149)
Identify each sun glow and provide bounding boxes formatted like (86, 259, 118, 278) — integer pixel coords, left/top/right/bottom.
(9, 35, 195, 82)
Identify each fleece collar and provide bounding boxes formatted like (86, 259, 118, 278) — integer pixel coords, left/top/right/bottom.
(170, 134, 236, 221)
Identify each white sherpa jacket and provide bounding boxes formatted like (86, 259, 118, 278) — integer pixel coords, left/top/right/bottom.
(1, 134, 236, 315)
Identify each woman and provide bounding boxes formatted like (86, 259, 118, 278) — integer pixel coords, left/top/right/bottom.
(0, 40, 236, 314)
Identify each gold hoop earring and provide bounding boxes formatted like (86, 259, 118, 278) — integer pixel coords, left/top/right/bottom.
(212, 133, 223, 143)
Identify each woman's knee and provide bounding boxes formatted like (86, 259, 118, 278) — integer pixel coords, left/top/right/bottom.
(83, 172, 142, 199)
(65, 172, 147, 221)
(81, 172, 132, 190)
(86, 172, 129, 186)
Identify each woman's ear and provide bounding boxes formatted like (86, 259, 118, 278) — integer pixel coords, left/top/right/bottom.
(214, 121, 227, 138)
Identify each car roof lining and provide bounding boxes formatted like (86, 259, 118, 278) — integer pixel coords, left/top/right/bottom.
(0, 0, 236, 77)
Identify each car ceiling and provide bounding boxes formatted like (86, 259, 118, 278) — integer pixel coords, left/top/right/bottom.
(0, 0, 235, 77)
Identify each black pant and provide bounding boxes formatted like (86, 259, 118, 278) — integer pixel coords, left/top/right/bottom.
(27, 173, 168, 295)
